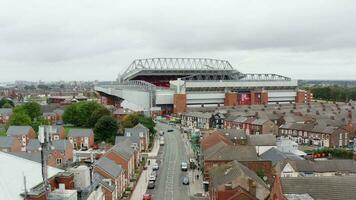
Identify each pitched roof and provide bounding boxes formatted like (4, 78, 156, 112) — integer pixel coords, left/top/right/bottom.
(204, 144, 257, 161)
(95, 157, 123, 178)
(209, 160, 268, 189)
(281, 160, 356, 173)
(9, 151, 42, 163)
(182, 112, 212, 119)
(247, 134, 276, 146)
(27, 139, 71, 153)
(260, 147, 304, 166)
(251, 118, 269, 125)
(281, 176, 356, 200)
(0, 152, 63, 200)
(0, 136, 16, 148)
(68, 128, 93, 137)
(201, 131, 233, 151)
(111, 142, 134, 160)
(0, 108, 13, 116)
(6, 126, 33, 136)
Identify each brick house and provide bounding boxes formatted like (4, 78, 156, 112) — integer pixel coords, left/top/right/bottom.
(48, 125, 66, 140)
(0, 136, 21, 152)
(0, 108, 12, 124)
(115, 137, 141, 168)
(94, 157, 126, 200)
(181, 112, 213, 130)
(124, 123, 150, 152)
(209, 161, 270, 200)
(105, 140, 135, 182)
(27, 139, 73, 167)
(53, 108, 64, 122)
(43, 112, 57, 124)
(202, 143, 258, 180)
(6, 125, 36, 151)
(250, 119, 278, 135)
(279, 122, 351, 148)
(68, 128, 94, 149)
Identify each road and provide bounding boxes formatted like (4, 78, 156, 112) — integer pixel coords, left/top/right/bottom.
(147, 122, 190, 200)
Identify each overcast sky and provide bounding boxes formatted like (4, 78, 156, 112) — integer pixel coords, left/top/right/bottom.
(1, 0, 356, 82)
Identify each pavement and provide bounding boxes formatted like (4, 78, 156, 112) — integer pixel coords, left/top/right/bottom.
(130, 122, 205, 200)
(130, 136, 160, 200)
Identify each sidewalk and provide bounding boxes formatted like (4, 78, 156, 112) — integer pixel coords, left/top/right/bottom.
(130, 137, 160, 200)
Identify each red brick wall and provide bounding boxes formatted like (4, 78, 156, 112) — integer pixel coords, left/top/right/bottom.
(261, 91, 268, 104)
(106, 151, 130, 179)
(295, 90, 306, 103)
(269, 176, 285, 200)
(10, 138, 22, 152)
(173, 94, 187, 113)
(224, 92, 238, 106)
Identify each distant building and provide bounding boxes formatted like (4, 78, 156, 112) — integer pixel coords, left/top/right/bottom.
(6, 125, 36, 151)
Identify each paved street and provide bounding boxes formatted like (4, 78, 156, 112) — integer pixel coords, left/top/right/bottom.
(147, 123, 190, 200)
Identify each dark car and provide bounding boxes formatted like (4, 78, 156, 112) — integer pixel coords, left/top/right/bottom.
(167, 129, 174, 132)
(182, 176, 189, 185)
(147, 181, 155, 189)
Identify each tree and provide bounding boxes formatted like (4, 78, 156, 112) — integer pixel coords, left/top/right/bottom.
(0, 98, 14, 108)
(63, 101, 108, 127)
(87, 107, 111, 127)
(15, 102, 42, 120)
(94, 116, 118, 144)
(2, 102, 13, 108)
(8, 112, 32, 126)
(31, 116, 50, 132)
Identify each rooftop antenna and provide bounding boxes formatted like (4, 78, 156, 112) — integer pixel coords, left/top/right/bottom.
(38, 125, 54, 198)
(23, 173, 28, 200)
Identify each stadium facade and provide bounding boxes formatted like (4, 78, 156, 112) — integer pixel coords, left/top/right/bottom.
(95, 58, 312, 114)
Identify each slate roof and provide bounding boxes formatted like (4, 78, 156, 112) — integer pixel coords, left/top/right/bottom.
(8, 152, 42, 163)
(260, 147, 304, 166)
(27, 139, 70, 153)
(0, 108, 13, 116)
(6, 126, 33, 136)
(209, 160, 268, 189)
(68, 128, 93, 137)
(95, 157, 123, 178)
(251, 118, 269, 125)
(217, 129, 247, 140)
(281, 176, 356, 200)
(111, 142, 134, 161)
(0, 136, 16, 148)
(204, 143, 257, 161)
(247, 134, 276, 146)
(182, 112, 212, 119)
(281, 160, 356, 173)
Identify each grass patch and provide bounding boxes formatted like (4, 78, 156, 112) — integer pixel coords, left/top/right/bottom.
(0, 130, 6, 136)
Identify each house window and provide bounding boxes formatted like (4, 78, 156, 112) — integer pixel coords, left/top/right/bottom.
(126, 132, 131, 137)
(56, 158, 62, 165)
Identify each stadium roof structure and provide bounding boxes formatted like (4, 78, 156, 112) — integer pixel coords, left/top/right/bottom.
(120, 58, 245, 81)
(119, 58, 291, 83)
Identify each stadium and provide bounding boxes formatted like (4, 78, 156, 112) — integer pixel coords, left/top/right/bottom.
(95, 58, 311, 114)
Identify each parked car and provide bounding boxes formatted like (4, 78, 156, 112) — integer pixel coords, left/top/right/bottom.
(167, 129, 174, 132)
(160, 140, 165, 146)
(143, 193, 152, 200)
(182, 176, 189, 185)
(151, 171, 157, 178)
(149, 175, 156, 182)
(181, 161, 188, 171)
(152, 163, 159, 171)
(147, 181, 155, 189)
(159, 131, 164, 136)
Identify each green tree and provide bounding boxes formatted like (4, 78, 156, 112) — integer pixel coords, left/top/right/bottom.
(63, 101, 107, 127)
(15, 102, 42, 120)
(8, 112, 32, 126)
(0, 98, 14, 108)
(31, 116, 50, 132)
(2, 102, 13, 108)
(94, 116, 118, 144)
(87, 107, 111, 127)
